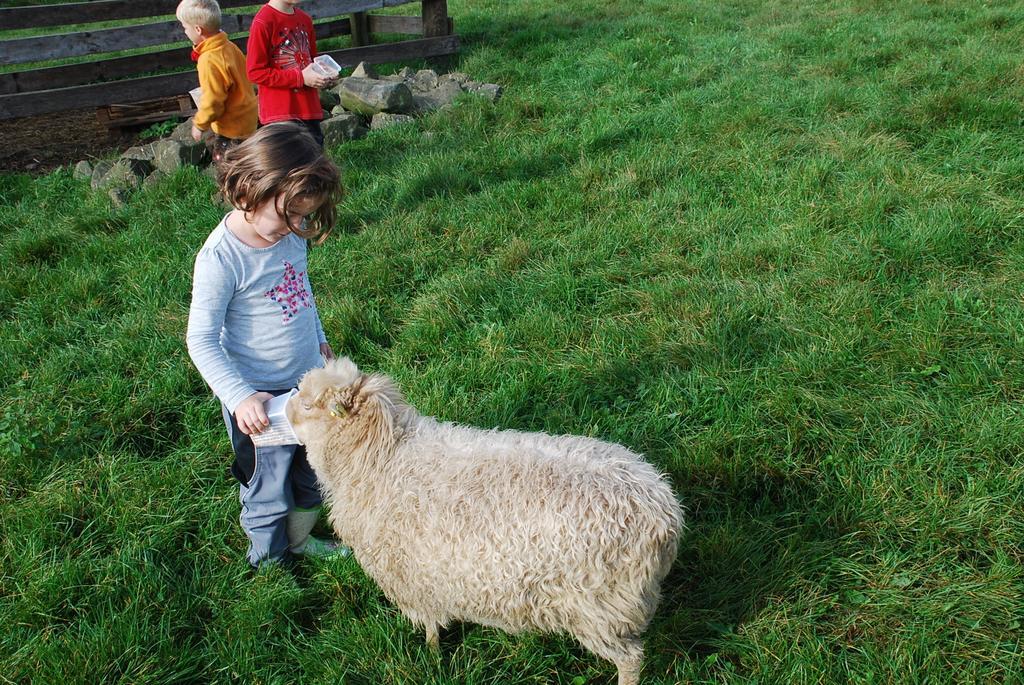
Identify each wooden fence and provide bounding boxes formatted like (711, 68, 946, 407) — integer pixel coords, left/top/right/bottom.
(0, 0, 458, 120)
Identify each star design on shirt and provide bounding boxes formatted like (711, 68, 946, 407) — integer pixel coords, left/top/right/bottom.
(264, 260, 313, 324)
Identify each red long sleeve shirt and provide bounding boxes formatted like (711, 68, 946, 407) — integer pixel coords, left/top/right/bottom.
(245, 4, 323, 124)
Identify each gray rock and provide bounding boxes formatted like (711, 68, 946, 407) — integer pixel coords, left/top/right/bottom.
(170, 120, 195, 142)
(351, 61, 379, 79)
(382, 66, 417, 84)
(73, 160, 93, 181)
(319, 88, 340, 111)
(473, 83, 503, 102)
(411, 79, 464, 114)
(121, 143, 157, 161)
(90, 160, 113, 190)
(410, 69, 439, 92)
(100, 158, 153, 190)
(108, 186, 130, 209)
(321, 112, 369, 146)
(336, 77, 414, 116)
(142, 170, 166, 189)
(370, 112, 415, 130)
(439, 72, 470, 85)
(330, 104, 348, 116)
(153, 139, 209, 174)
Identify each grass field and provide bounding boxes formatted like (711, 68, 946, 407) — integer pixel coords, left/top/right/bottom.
(3, 0, 1024, 682)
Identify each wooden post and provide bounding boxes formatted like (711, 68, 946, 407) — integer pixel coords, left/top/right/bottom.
(421, 0, 448, 38)
(350, 10, 370, 47)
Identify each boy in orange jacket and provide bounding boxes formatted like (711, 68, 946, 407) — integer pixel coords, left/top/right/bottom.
(177, 0, 258, 166)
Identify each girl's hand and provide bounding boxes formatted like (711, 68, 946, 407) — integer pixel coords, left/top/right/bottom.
(320, 342, 335, 361)
(235, 391, 274, 435)
(302, 64, 331, 89)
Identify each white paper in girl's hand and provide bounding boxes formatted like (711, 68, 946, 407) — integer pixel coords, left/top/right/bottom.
(250, 389, 302, 446)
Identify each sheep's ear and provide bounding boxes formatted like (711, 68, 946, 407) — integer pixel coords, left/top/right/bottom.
(327, 375, 367, 417)
(310, 387, 348, 418)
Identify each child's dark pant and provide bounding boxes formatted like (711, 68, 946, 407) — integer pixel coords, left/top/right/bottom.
(221, 388, 321, 567)
(296, 119, 324, 147)
(205, 133, 245, 171)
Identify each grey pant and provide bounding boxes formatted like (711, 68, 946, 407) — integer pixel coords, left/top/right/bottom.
(221, 389, 322, 567)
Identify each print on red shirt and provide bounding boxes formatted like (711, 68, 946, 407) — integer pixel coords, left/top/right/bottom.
(274, 28, 312, 71)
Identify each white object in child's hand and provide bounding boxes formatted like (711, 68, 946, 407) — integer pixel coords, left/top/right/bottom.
(189, 86, 202, 107)
(312, 55, 341, 78)
(250, 389, 303, 446)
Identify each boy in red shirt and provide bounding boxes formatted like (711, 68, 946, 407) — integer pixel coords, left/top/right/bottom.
(246, 0, 335, 146)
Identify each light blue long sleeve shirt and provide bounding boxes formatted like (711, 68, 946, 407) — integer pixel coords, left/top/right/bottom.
(186, 217, 326, 413)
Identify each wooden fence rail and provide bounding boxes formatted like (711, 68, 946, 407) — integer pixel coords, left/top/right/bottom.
(0, 0, 457, 120)
(0, 0, 254, 30)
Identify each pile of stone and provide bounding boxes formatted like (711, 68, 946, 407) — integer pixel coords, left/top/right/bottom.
(73, 125, 209, 207)
(74, 62, 503, 207)
(319, 63, 503, 146)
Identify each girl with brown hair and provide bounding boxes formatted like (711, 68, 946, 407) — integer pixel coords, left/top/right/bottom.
(186, 121, 346, 568)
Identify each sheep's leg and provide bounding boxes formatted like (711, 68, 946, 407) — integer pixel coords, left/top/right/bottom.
(615, 650, 642, 685)
(425, 623, 440, 651)
(576, 632, 643, 685)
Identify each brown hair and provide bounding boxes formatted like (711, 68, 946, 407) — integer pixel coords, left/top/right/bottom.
(219, 122, 342, 244)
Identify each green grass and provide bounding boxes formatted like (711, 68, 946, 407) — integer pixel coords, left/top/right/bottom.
(3, 0, 1024, 682)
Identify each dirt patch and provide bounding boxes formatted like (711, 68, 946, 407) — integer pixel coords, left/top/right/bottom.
(0, 107, 172, 175)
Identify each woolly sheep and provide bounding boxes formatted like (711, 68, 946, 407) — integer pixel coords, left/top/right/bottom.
(287, 358, 684, 685)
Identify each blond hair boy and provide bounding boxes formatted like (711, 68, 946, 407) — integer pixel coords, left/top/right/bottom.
(176, 0, 257, 162)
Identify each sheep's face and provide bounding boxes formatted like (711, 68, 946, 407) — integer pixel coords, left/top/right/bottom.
(288, 357, 364, 443)
(289, 357, 402, 450)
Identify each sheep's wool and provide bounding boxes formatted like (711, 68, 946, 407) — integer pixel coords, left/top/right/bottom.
(288, 359, 685, 685)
